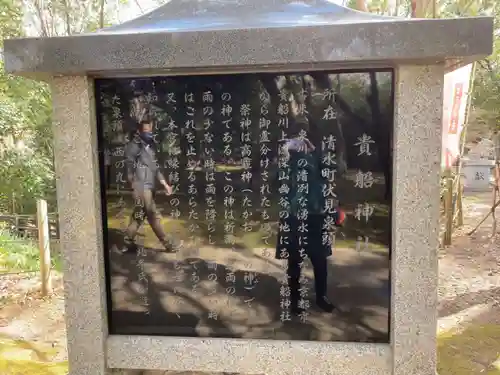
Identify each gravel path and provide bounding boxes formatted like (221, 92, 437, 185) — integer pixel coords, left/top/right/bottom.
(438, 193, 500, 318)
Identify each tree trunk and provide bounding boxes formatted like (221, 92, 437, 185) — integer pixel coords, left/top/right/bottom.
(99, 0, 105, 28)
(355, 0, 367, 12)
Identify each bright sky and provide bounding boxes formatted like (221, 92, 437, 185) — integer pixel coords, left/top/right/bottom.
(21, 0, 352, 36)
(21, 0, 160, 36)
(119, 0, 161, 23)
(119, 0, 347, 24)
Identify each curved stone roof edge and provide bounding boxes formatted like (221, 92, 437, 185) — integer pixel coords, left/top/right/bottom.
(2, 15, 493, 79)
(97, 0, 397, 34)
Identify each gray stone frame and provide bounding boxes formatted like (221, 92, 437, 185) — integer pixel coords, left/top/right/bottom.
(50, 63, 442, 375)
(4, 1, 491, 374)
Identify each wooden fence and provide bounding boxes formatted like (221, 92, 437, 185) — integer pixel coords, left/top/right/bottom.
(0, 212, 59, 239)
(0, 200, 56, 295)
(440, 169, 464, 247)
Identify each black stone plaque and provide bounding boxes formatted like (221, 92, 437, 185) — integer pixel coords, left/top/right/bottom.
(96, 70, 393, 342)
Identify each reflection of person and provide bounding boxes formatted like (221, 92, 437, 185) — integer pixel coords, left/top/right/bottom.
(122, 119, 176, 253)
(275, 136, 345, 314)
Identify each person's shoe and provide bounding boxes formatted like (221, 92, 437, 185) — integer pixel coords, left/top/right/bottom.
(121, 239, 137, 253)
(316, 295, 336, 312)
(161, 239, 178, 253)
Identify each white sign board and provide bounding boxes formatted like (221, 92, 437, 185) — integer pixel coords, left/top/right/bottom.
(462, 159, 494, 191)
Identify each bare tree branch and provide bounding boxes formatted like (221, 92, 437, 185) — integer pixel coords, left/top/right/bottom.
(99, 0, 105, 28)
(134, 0, 144, 14)
(32, 0, 49, 37)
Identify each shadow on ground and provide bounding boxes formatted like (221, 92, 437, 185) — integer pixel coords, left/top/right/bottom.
(106, 226, 390, 343)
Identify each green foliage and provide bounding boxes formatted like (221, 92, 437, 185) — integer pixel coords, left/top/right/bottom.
(0, 0, 54, 214)
(472, 60, 500, 131)
(471, 10, 500, 133)
(438, 0, 500, 135)
(0, 0, 166, 215)
(0, 148, 55, 213)
(440, 0, 495, 17)
(0, 229, 40, 272)
(0, 229, 61, 273)
(0, 62, 52, 138)
(357, 0, 500, 135)
(0, 0, 24, 45)
(0, 56, 53, 213)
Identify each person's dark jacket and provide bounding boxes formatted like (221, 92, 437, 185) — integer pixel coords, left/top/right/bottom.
(275, 147, 344, 260)
(288, 149, 327, 216)
(124, 134, 166, 190)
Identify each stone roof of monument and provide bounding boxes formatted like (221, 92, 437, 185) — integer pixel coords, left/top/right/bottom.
(1, 0, 494, 80)
(99, 0, 394, 34)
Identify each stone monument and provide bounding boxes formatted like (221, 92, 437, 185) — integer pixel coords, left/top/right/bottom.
(3, 1, 493, 374)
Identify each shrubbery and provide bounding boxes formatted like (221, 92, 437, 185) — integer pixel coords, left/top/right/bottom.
(0, 229, 61, 273)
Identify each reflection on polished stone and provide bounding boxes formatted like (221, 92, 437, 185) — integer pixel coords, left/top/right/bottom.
(98, 70, 393, 342)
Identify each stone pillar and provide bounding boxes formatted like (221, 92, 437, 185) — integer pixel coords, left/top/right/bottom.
(391, 65, 443, 375)
(52, 76, 110, 375)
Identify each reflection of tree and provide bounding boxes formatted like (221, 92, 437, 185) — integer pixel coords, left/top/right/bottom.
(367, 72, 393, 200)
(310, 71, 393, 199)
(98, 72, 393, 191)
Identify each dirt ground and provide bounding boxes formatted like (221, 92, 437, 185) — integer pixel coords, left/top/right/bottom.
(1, 192, 500, 374)
(437, 192, 500, 374)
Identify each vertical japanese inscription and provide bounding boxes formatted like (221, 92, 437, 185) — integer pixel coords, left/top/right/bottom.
(221, 90, 237, 306)
(277, 85, 292, 323)
(259, 92, 272, 259)
(354, 133, 376, 252)
(98, 71, 393, 343)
